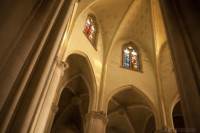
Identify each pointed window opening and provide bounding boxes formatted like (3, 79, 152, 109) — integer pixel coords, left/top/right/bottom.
(83, 16, 97, 49)
(122, 43, 141, 71)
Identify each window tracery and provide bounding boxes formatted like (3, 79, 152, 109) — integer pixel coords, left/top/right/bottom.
(84, 16, 97, 45)
(122, 43, 141, 71)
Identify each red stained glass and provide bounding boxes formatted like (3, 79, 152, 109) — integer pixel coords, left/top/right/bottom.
(84, 17, 96, 44)
(85, 26, 89, 35)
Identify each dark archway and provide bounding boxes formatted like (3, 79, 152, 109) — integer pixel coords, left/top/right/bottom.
(50, 53, 96, 133)
(51, 77, 89, 133)
(172, 101, 185, 133)
(106, 88, 156, 133)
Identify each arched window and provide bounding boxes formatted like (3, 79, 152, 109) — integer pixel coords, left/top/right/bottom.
(122, 43, 140, 71)
(83, 16, 97, 45)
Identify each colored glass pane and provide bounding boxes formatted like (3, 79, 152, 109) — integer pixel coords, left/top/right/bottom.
(85, 25, 89, 35)
(126, 54, 130, 68)
(122, 45, 140, 70)
(84, 16, 96, 44)
(89, 25, 95, 42)
(84, 19, 90, 35)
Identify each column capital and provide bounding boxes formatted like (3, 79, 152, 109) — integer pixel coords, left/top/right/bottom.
(155, 126, 176, 133)
(51, 103, 59, 113)
(86, 111, 108, 124)
(54, 56, 69, 75)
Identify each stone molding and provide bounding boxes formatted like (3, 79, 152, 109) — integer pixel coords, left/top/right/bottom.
(155, 126, 176, 133)
(86, 111, 108, 124)
(51, 103, 59, 113)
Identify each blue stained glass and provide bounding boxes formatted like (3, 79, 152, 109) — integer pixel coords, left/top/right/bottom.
(126, 56, 130, 68)
(126, 63, 129, 68)
(126, 57, 129, 62)
(122, 44, 140, 70)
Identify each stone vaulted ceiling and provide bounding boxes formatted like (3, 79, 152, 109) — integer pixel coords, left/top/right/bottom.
(72, 0, 155, 64)
(89, 0, 155, 64)
(107, 88, 155, 133)
(89, 0, 134, 52)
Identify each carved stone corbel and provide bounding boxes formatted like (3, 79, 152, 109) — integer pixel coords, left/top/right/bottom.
(54, 56, 69, 76)
(86, 111, 108, 124)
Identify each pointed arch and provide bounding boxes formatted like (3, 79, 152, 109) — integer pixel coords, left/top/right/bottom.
(64, 51, 98, 111)
(106, 85, 159, 129)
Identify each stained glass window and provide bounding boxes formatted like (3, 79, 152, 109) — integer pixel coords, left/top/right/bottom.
(122, 44, 140, 70)
(84, 16, 96, 44)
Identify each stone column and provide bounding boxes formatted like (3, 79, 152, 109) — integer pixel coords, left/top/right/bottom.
(155, 126, 176, 133)
(85, 111, 108, 133)
(44, 103, 59, 133)
(151, 0, 175, 130)
(8, 0, 76, 132)
(0, 0, 66, 132)
(159, 0, 200, 132)
(33, 57, 68, 133)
